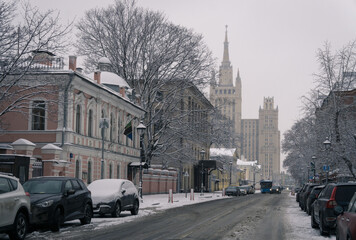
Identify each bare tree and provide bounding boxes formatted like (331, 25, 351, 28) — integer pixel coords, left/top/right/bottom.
(282, 115, 318, 184)
(0, 0, 72, 130)
(76, 0, 215, 166)
(302, 41, 356, 180)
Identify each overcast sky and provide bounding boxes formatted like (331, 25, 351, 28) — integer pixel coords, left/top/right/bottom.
(30, 0, 356, 154)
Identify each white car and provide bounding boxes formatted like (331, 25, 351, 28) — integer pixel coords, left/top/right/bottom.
(88, 179, 139, 217)
(0, 173, 31, 240)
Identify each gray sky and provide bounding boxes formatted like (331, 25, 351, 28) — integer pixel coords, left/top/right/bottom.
(31, 0, 356, 154)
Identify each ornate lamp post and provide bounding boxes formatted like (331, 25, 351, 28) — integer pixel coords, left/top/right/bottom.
(311, 155, 316, 183)
(137, 121, 146, 198)
(323, 137, 331, 184)
(99, 118, 109, 179)
(229, 161, 232, 185)
(200, 149, 205, 196)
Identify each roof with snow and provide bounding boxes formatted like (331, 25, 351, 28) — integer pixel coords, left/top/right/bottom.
(100, 71, 130, 89)
(236, 159, 259, 167)
(210, 148, 236, 157)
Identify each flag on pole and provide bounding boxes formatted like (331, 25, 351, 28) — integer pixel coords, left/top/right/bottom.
(123, 120, 132, 139)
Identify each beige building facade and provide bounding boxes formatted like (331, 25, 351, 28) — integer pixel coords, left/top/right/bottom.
(209, 27, 281, 183)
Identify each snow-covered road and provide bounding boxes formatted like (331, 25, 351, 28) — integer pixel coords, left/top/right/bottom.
(0, 191, 337, 239)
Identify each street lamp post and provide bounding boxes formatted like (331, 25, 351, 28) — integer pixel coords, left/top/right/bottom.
(311, 156, 316, 183)
(99, 118, 109, 179)
(137, 121, 146, 199)
(323, 137, 331, 184)
(229, 161, 232, 185)
(200, 149, 205, 196)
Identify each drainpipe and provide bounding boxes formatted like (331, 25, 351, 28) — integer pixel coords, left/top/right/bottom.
(61, 72, 74, 148)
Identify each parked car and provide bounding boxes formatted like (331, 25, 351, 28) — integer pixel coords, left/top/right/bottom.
(237, 186, 248, 195)
(270, 186, 281, 194)
(225, 186, 241, 196)
(311, 182, 356, 236)
(0, 173, 31, 240)
(335, 192, 356, 240)
(297, 184, 307, 203)
(23, 176, 93, 232)
(87, 179, 139, 217)
(306, 185, 324, 215)
(240, 185, 254, 194)
(300, 183, 319, 211)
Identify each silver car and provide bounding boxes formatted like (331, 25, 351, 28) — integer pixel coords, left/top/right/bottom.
(88, 179, 139, 217)
(0, 174, 31, 240)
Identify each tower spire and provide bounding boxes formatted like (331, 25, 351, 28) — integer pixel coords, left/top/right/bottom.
(222, 25, 230, 64)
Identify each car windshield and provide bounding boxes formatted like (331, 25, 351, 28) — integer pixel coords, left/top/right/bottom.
(226, 187, 236, 190)
(23, 180, 62, 194)
(272, 186, 279, 189)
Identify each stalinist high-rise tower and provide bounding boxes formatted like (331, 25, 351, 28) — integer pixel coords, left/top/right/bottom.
(210, 26, 281, 182)
(209, 26, 242, 150)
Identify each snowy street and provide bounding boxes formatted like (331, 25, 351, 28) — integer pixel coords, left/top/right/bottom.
(0, 191, 337, 240)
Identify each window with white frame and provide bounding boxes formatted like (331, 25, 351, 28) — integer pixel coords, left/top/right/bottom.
(31, 100, 46, 130)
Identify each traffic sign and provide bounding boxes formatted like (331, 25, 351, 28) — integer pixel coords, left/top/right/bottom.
(323, 165, 330, 172)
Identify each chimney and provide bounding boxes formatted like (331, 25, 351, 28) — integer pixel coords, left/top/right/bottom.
(69, 56, 77, 71)
(119, 87, 125, 98)
(94, 71, 101, 84)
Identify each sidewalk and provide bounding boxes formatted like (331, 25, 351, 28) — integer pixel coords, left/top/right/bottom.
(140, 191, 228, 211)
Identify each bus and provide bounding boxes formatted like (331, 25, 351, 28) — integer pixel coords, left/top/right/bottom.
(260, 180, 273, 193)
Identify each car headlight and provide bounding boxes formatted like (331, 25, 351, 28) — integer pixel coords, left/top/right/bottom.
(36, 200, 54, 208)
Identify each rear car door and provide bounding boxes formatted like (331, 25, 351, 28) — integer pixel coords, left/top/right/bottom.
(71, 179, 87, 215)
(0, 176, 17, 227)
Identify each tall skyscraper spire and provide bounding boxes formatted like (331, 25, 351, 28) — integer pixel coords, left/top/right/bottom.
(222, 25, 230, 65)
(219, 25, 233, 86)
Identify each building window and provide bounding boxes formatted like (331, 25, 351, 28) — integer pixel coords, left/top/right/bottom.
(109, 163, 113, 178)
(87, 161, 92, 184)
(110, 113, 114, 142)
(75, 160, 80, 178)
(75, 105, 81, 134)
(32, 100, 46, 130)
(88, 110, 93, 137)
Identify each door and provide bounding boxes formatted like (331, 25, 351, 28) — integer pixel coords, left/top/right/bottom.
(0, 177, 19, 227)
(71, 179, 87, 215)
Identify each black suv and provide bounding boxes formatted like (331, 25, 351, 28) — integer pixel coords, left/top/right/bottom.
(23, 176, 93, 232)
(225, 186, 241, 196)
(300, 183, 319, 211)
(311, 182, 356, 236)
(306, 185, 324, 215)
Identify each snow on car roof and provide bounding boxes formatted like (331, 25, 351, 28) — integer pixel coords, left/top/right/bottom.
(87, 179, 126, 191)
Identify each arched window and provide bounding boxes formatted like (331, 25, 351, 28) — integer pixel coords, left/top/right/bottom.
(76, 105, 81, 134)
(110, 113, 114, 142)
(87, 161, 92, 184)
(75, 160, 80, 178)
(88, 109, 93, 137)
(109, 163, 113, 178)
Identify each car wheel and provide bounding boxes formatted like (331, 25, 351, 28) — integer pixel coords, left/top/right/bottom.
(8, 212, 28, 240)
(311, 209, 318, 229)
(130, 199, 139, 215)
(319, 213, 329, 236)
(112, 202, 121, 218)
(51, 208, 63, 232)
(80, 204, 92, 225)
